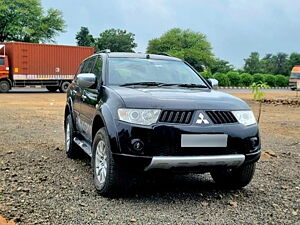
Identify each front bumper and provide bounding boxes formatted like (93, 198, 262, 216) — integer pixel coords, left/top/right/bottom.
(112, 120, 261, 171)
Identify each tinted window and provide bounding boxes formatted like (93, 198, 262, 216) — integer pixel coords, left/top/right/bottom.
(81, 57, 96, 73)
(108, 58, 206, 86)
(91, 57, 103, 82)
(0, 58, 4, 65)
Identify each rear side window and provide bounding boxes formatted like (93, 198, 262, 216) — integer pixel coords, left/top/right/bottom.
(0, 58, 4, 65)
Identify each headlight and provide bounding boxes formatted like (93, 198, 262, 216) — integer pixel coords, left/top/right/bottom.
(118, 108, 161, 125)
(231, 110, 256, 126)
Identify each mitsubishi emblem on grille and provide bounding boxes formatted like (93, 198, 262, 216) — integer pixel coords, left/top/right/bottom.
(196, 113, 209, 124)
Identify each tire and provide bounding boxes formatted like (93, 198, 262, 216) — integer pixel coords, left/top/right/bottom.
(59, 81, 70, 93)
(46, 86, 58, 92)
(65, 114, 82, 159)
(210, 163, 256, 189)
(92, 128, 126, 196)
(0, 80, 10, 93)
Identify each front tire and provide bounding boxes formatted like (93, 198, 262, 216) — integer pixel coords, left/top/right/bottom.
(210, 163, 256, 189)
(92, 128, 125, 196)
(0, 80, 10, 93)
(65, 114, 81, 159)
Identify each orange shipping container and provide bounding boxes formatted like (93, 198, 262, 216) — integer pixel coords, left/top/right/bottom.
(1, 42, 94, 81)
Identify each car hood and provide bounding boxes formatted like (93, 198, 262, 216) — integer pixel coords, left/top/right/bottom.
(109, 86, 250, 110)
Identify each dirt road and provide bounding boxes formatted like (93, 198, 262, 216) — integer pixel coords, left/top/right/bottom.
(0, 92, 299, 225)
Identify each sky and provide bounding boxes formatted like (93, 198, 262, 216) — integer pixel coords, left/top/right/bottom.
(41, 0, 300, 68)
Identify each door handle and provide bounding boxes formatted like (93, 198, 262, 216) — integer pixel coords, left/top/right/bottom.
(72, 90, 77, 94)
(82, 95, 87, 101)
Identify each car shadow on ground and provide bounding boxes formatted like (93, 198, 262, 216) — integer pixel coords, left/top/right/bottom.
(121, 173, 251, 200)
(74, 149, 254, 201)
(75, 157, 253, 201)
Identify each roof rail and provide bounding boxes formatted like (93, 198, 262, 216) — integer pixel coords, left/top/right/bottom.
(98, 49, 111, 53)
(159, 52, 172, 57)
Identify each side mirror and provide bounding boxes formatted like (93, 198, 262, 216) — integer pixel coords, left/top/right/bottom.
(208, 78, 219, 89)
(77, 73, 96, 88)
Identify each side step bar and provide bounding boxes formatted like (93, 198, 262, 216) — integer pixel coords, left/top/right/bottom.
(144, 154, 245, 171)
(74, 137, 92, 157)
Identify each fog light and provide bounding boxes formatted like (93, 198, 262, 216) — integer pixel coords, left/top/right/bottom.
(250, 137, 259, 149)
(131, 139, 144, 152)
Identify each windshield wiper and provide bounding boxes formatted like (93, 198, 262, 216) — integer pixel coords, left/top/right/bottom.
(120, 82, 167, 87)
(120, 82, 208, 88)
(178, 83, 208, 88)
(158, 83, 208, 88)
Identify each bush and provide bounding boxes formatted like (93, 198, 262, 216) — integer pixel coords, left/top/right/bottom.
(275, 75, 289, 87)
(264, 74, 276, 87)
(200, 70, 213, 79)
(240, 73, 254, 86)
(227, 71, 240, 86)
(213, 72, 230, 86)
(253, 73, 265, 83)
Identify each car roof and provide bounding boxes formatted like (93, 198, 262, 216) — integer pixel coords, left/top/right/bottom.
(97, 52, 182, 61)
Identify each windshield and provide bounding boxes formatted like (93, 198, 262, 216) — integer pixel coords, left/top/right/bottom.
(108, 58, 207, 87)
(290, 73, 300, 79)
(0, 58, 4, 65)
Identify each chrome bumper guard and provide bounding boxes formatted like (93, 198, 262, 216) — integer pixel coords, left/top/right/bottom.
(144, 154, 245, 171)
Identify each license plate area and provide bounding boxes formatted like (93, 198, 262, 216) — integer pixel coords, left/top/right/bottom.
(181, 134, 228, 148)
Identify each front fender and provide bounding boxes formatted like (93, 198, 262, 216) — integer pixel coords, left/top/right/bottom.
(98, 104, 121, 153)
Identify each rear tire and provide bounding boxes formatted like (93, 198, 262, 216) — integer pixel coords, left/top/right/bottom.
(46, 86, 58, 92)
(59, 81, 70, 93)
(92, 128, 127, 197)
(210, 163, 256, 189)
(65, 114, 82, 159)
(0, 80, 10, 93)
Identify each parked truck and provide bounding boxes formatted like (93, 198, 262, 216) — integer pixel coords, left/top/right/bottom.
(0, 42, 94, 93)
(289, 65, 300, 90)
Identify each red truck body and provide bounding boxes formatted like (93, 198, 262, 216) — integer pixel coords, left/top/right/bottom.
(0, 42, 94, 92)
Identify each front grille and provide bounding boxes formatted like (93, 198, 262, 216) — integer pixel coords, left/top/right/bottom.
(159, 110, 193, 124)
(205, 111, 238, 124)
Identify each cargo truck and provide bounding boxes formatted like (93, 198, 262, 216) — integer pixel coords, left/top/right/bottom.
(289, 65, 300, 90)
(0, 42, 94, 93)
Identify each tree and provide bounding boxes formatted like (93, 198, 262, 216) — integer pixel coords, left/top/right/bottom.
(147, 28, 215, 71)
(76, 27, 95, 47)
(260, 54, 275, 74)
(95, 29, 137, 52)
(244, 52, 261, 74)
(211, 58, 234, 74)
(272, 53, 289, 76)
(0, 0, 66, 43)
(288, 53, 300, 73)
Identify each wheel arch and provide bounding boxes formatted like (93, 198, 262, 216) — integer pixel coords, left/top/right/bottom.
(92, 105, 120, 153)
(0, 78, 12, 87)
(64, 97, 75, 127)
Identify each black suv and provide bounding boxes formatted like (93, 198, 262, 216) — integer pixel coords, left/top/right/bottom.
(64, 52, 261, 196)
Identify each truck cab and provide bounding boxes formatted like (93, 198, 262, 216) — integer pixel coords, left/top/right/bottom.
(289, 65, 300, 90)
(0, 55, 11, 92)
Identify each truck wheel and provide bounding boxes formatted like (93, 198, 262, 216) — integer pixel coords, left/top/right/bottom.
(65, 114, 82, 159)
(92, 128, 126, 196)
(59, 81, 70, 93)
(46, 86, 58, 92)
(210, 163, 256, 189)
(0, 80, 10, 93)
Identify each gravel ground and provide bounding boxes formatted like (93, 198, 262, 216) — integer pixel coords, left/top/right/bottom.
(0, 92, 299, 225)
